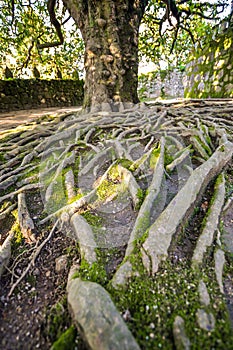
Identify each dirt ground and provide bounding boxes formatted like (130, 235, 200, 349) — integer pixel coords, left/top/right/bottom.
(0, 106, 82, 132)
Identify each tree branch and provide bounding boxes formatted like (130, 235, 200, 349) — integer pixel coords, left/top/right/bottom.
(21, 40, 35, 69)
(162, 0, 180, 23)
(10, 0, 15, 25)
(62, 15, 71, 25)
(170, 25, 179, 53)
(37, 0, 64, 50)
(179, 24, 195, 45)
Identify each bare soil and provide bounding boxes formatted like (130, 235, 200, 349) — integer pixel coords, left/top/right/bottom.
(0, 106, 81, 132)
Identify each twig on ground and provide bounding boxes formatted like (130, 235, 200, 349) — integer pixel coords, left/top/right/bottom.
(8, 219, 59, 297)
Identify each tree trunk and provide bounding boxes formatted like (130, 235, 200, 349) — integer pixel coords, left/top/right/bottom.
(62, 0, 148, 110)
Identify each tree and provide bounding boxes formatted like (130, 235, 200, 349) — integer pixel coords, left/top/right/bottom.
(61, 1, 149, 109)
(58, 0, 231, 109)
(0, 0, 230, 107)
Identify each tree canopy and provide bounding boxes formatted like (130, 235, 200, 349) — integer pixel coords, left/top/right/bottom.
(0, 0, 231, 79)
(139, 1, 229, 67)
(0, 0, 84, 79)
(139, 0, 232, 69)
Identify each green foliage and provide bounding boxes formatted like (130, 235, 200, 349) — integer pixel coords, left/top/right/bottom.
(0, 0, 231, 80)
(139, 0, 230, 69)
(185, 26, 233, 99)
(0, 0, 84, 79)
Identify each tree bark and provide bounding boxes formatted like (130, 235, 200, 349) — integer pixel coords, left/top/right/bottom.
(62, 0, 148, 109)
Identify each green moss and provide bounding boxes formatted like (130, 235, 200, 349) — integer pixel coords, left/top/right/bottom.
(43, 172, 67, 214)
(174, 145, 193, 159)
(0, 183, 17, 198)
(150, 144, 160, 169)
(97, 179, 117, 200)
(77, 258, 108, 285)
(0, 152, 5, 163)
(82, 211, 103, 227)
(16, 165, 39, 184)
(116, 158, 133, 169)
(164, 149, 174, 167)
(107, 259, 233, 349)
(51, 326, 77, 350)
(96, 165, 122, 201)
(218, 145, 225, 152)
(43, 297, 73, 345)
(130, 153, 149, 172)
(225, 172, 233, 200)
(193, 135, 212, 156)
(39, 155, 55, 176)
(0, 201, 12, 212)
(132, 215, 150, 240)
(10, 210, 24, 248)
(135, 188, 147, 210)
(71, 271, 80, 280)
(67, 192, 83, 204)
(201, 126, 212, 147)
(72, 155, 80, 183)
(12, 222, 24, 247)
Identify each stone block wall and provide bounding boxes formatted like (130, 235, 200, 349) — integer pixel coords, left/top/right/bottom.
(0, 79, 84, 112)
(184, 26, 233, 98)
(138, 69, 185, 99)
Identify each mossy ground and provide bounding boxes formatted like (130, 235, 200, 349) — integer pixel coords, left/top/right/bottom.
(68, 229, 233, 350)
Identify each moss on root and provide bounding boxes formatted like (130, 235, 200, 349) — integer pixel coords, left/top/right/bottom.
(106, 258, 233, 350)
(73, 256, 108, 286)
(81, 211, 103, 227)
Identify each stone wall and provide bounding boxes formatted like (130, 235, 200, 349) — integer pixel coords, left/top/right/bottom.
(184, 26, 233, 98)
(138, 69, 185, 100)
(0, 79, 84, 112)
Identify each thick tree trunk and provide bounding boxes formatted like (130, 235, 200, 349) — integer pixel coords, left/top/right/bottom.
(63, 0, 148, 110)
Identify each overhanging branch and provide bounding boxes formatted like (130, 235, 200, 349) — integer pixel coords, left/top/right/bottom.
(37, 0, 64, 50)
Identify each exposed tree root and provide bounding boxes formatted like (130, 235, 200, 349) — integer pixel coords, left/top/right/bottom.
(0, 100, 233, 349)
(18, 192, 36, 243)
